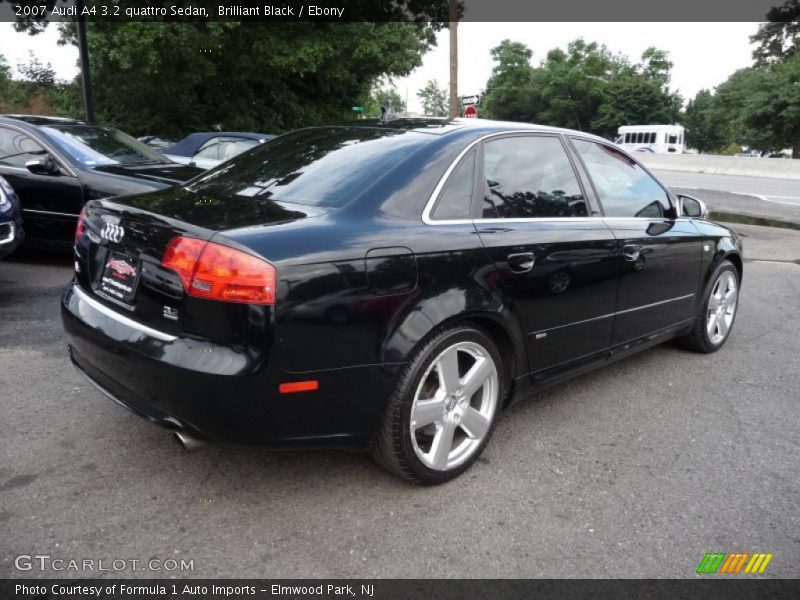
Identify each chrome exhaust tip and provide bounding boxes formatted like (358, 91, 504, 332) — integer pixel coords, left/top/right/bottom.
(174, 431, 207, 452)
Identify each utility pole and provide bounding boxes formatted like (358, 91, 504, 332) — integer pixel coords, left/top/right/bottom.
(448, 0, 458, 119)
(75, 0, 94, 123)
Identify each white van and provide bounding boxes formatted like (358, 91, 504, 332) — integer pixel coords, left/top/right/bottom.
(616, 125, 685, 154)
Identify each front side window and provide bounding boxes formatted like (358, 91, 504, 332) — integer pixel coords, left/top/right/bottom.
(481, 136, 588, 219)
(571, 138, 670, 218)
(0, 127, 45, 168)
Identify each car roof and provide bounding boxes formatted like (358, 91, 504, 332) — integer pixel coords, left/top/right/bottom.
(316, 117, 609, 143)
(165, 131, 276, 156)
(0, 114, 86, 126)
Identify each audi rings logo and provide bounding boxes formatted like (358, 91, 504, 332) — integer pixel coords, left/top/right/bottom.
(100, 223, 125, 243)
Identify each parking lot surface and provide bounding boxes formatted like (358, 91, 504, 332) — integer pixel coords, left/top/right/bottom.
(1, 224, 799, 578)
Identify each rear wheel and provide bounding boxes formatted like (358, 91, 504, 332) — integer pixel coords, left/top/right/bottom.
(370, 324, 504, 484)
(679, 260, 740, 353)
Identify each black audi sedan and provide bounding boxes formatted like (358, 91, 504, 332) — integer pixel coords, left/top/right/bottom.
(0, 115, 203, 250)
(61, 118, 743, 483)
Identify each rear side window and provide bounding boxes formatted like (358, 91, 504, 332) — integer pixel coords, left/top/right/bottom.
(430, 149, 475, 220)
(481, 136, 588, 219)
(571, 138, 670, 218)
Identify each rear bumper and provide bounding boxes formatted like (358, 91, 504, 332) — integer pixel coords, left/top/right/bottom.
(61, 282, 396, 450)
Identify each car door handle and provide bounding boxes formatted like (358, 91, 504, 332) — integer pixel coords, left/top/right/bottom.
(622, 244, 641, 261)
(507, 252, 535, 273)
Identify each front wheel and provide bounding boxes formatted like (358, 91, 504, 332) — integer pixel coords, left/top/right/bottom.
(679, 260, 740, 353)
(370, 324, 504, 484)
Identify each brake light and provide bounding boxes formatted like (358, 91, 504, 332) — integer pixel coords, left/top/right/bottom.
(75, 208, 87, 243)
(162, 237, 276, 305)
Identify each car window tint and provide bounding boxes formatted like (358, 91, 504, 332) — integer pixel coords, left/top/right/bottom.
(430, 149, 475, 220)
(481, 136, 588, 219)
(0, 127, 46, 168)
(571, 138, 670, 218)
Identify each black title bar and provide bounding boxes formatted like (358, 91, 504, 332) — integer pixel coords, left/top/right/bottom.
(0, 0, 794, 22)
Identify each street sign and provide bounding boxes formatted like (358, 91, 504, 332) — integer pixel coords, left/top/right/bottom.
(351, 106, 364, 113)
(461, 95, 480, 106)
(464, 105, 478, 118)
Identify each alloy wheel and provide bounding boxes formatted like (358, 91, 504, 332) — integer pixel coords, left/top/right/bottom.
(409, 341, 499, 471)
(706, 271, 738, 345)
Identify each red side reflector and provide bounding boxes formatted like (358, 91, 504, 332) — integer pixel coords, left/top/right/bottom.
(279, 380, 319, 394)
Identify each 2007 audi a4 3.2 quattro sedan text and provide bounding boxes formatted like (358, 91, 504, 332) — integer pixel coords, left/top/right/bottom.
(62, 118, 743, 483)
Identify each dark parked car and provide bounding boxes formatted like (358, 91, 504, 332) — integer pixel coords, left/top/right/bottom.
(62, 119, 743, 483)
(163, 131, 275, 169)
(0, 175, 23, 259)
(0, 115, 204, 250)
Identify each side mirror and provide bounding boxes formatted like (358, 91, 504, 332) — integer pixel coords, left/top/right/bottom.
(25, 155, 59, 176)
(677, 194, 708, 219)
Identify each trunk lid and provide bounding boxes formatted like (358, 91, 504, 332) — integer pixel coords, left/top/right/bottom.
(74, 188, 326, 341)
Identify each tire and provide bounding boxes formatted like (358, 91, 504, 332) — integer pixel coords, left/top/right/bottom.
(369, 324, 505, 484)
(678, 260, 740, 353)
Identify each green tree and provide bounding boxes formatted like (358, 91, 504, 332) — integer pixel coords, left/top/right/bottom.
(528, 40, 621, 132)
(417, 79, 448, 117)
(639, 47, 673, 86)
(683, 89, 731, 153)
(479, 38, 683, 136)
(481, 39, 535, 121)
(0, 51, 80, 116)
(715, 55, 800, 157)
(363, 83, 406, 117)
(590, 48, 682, 138)
(48, 21, 436, 135)
(17, 53, 56, 86)
(751, 0, 800, 65)
(591, 77, 682, 139)
(0, 55, 12, 102)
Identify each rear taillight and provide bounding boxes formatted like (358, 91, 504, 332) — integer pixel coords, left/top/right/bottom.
(161, 236, 276, 305)
(75, 208, 87, 243)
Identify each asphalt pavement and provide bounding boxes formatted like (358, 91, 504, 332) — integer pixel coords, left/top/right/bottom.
(655, 169, 800, 226)
(1, 223, 798, 579)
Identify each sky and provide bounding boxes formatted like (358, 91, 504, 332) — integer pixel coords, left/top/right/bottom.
(0, 22, 760, 114)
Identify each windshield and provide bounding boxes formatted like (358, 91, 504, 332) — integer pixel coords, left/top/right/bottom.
(186, 127, 428, 208)
(43, 125, 168, 166)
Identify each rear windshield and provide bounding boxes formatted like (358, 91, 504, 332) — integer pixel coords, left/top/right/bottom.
(185, 127, 428, 208)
